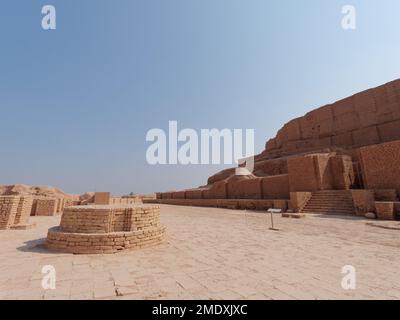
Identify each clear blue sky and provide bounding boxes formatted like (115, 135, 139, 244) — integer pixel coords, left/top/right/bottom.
(1, 0, 400, 195)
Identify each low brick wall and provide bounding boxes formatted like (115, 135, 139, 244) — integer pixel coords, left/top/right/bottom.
(46, 204, 165, 254)
(0, 196, 19, 229)
(0, 196, 35, 230)
(143, 198, 288, 211)
(14, 196, 33, 226)
(375, 202, 395, 220)
(351, 190, 375, 216)
(47, 227, 166, 254)
(35, 199, 58, 216)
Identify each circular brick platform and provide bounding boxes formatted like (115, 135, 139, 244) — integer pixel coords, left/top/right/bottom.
(46, 204, 165, 254)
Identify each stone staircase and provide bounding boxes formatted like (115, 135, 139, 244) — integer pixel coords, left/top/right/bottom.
(300, 190, 355, 215)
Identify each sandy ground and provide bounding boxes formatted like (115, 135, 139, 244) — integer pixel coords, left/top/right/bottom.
(0, 204, 399, 300)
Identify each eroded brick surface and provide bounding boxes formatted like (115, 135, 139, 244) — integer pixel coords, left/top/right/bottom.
(46, 205, 165, 254)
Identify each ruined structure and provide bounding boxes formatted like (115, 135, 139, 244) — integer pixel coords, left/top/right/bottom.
(0, 184, 79, 219)
(0, 186, 143, 224)
(46, 204, 165, 254)
(152, 79, 400, 220)
(80, 192, 142, 206)
(0, 196, 35, 230)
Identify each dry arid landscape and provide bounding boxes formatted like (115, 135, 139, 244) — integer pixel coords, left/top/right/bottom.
(1, 79, 400, 300)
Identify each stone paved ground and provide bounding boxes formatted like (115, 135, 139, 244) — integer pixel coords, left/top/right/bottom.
(1, 204, 400, 300)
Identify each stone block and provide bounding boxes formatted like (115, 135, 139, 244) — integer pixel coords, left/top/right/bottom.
(374, 202, 395, 220)
(261, 174, 290, 199)
(94, 192, 111, 205)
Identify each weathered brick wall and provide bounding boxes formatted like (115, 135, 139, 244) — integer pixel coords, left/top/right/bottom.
(330, 155, 355, 190)
(227, 177, 262, 199)
(0, 196, 19, 229)
(61, 207, 111, 233)
(314, 154, 333, 190)
(94, 192, 111, 205)
(47, 204, 165, 254)
(0, 196, 34, 229)
(288, 153, 337, 192)
(289, 192, 312, 212)
(47, 227, 165, 254)
(351, 190, 375, 216)
(359, 140, 400, 195)
(160, 192, 172, 199)
(144, 198, 288, 211)
(185, 189, 204, 199)
(253, 158, 288, 176)
(203, 181, 227, 199)
(374, 202, 395, 220)
(171, 191, 186, 199)
(288, 155, 319, 192)
(263, 79, 400, 159)
(111, 197, 142, 205)
(14, 196, 33, 226)
(35, 199, 58, 216)
(262, 174, 290, 199)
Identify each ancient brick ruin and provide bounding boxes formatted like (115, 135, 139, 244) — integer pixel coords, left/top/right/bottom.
(0, 196, 35, 230)
(152, 79, 400, 220)
(0, 184, 145, 233)
(46, 204, 165, 254)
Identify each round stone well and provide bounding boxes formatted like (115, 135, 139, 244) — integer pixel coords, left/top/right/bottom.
(46, 204, 165, 254)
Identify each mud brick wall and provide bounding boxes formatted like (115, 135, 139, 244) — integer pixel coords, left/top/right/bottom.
(288, 154, 335, 192)
(111, 197, 142, 205)
(112, 207, 162, 232)
(47, 204, 165, 254)
(56, 198, 62, 213)
(160, 192, 172, 199)
(94, 192, 111, 205)
(288, 155, 317, 192)
(288, 155, 319, 192)
(171, 191, 186, 199)
(64, 199, 80, 207)
(203, 181, 227, 199)
(289, 192, 312, 212)
(374, 202, 395, 220)
(14, 196, 33, 226)
(60, 205, 162, 234)
(47, 226, 166, 254)
(185, 189, 204, 199)
(374, 189, 397, 201)
(330, 155, 354, 189)
(144, 198, 287, 211)
(351, 190, 375, 216)
(30, 198, 38, 216)
(35, 199, 58, 216)
(359, 140, 400, 195)
(263, 79, 400, 158)
(273, 199, 288, 211)
(313, 154, 333, 189)
(227, 177, 262, 199)
(262, 174, 290, 199)
(56, 198, 68, 213)
(253, 158, 288, 176)
(0, 196, 19, 229)
(61, 207, 111, 233)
